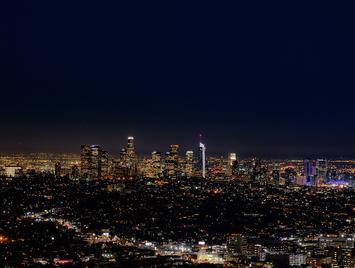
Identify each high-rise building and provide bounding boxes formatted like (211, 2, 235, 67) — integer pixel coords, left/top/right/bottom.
(227, 233, 248, 257)
(164, 145, 179, 178)
(151, 151, 162, 178)
(89, 145, 102, 178)
(120, 148, 127, 161)
(304, 159, 312, 184)
(164, 152, 172, 177)
(185, 151, 194, 177)
(316, 159, 327, 185)
(101, 150, 109, 178)
(80, 145, 91, 177)
(144, 151, 162, 178)
(304, 159, 316, 186)
(126, 136, 135, 160)
(226, 153, 237, 176)
(80, 145, 107, 179)
(115, 137, 138, 178)
(197, 137, 206, 178)
(140, 157, 152, 178)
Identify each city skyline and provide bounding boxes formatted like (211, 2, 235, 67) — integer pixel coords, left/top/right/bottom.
(2, 1, 355, 266)
(1, 135, 352, 160)
(0, 134, 354, 159)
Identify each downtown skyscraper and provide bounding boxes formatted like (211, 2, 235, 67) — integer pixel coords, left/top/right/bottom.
(197, 136, 206, 178)
(164, 144, 179, 178)
(80, 145, 108, 179)
(115, 137, 138, 178)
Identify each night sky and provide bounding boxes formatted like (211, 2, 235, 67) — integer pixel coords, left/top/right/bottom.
(2, 1, 355, 158)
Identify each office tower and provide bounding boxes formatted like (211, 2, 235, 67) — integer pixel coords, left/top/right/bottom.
(304, 159, 316, 185)
(120, 148, 127, 161)
(164, 145, 179, 178)
(54, 162, 61, 178)
(170, 144, 179, 156)
(209, 156, 224, 177)
(226, 153, 237, 176)
(80, 145, 91, 177)
(164, 152, 172, 177)
(139, 157, 151, 178)
(114, 148, 127, 178)
(316, 159, 327, 185)
(169, 144, 179, 177)
(89, 145, 102, 178)
(304, 159, 311, 185)
(126, 136, 135, 160)
(144, 152, 162, 179)
(151, 151, 162, 178)
(80, 145, 106, 179)
(101, 150, 109, 178)
(185, 150, 194, 177)
(116, 137, 138, 178)
(228, 153, 237, 165)
(227, 233, 248, 257)
(197, 136, 206, 178)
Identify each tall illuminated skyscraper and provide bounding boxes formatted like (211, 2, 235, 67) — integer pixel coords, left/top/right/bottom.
(164, 145, 179, 178)
(116, 137, 138, 178)
(101, 150, 109, 178)
(226, 153, 237, 176)
(80, 144, 104, 179)
(185, 150, 194, 177)
(304, 159, 316, 185)
(151, 151, 162, 178)
(126, 136, 136, 160)
(89, 145, 102, 178)
(316, 159, 327, 185)
(197, 136, 206, 178)
(304, 159, 312, 184)
(80, 145, 91, 177)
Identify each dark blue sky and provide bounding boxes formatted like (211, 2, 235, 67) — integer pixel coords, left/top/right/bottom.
(2, 1, 355, 157)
